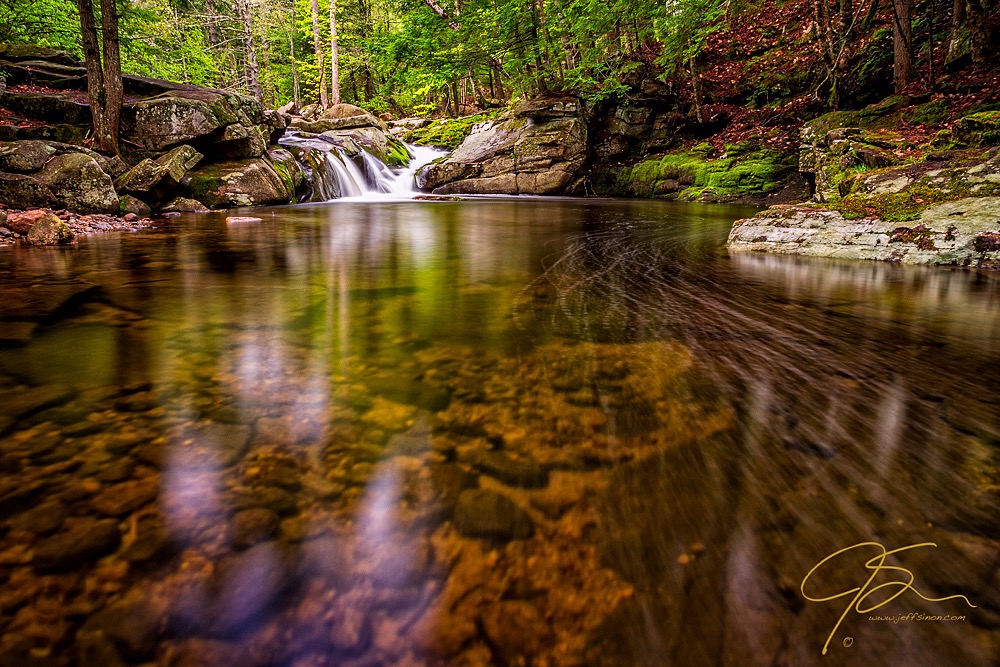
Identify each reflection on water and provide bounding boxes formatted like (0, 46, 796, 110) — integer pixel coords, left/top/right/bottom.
(0, 200, 997, 666)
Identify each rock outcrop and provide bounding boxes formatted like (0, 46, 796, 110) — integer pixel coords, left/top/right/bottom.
(415, 97, 587, 195)
(0, 45, 300, 213)
(0, 143, 120, 214)
(728, 197, 1000, 268)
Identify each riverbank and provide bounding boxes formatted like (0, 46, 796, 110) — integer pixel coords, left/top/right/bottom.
(0, 207, 153, 246)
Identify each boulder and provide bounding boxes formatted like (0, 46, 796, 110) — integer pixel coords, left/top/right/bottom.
(210, 123, 267, 160)
(321, 103, 369, 119)
(416, 96, 587, 195)
(26, 213, 73, 245)
(122, 89, 264, 152)
(291, 116, 381, 134)
(35, 153, 118, 214)
(115, 144, 203, 203)
(186, 157, 295, 209)
(0, 172, 54, 209)
(0, 140, 55, 172)
(118, 195, 152, 217)
(0, 91, 92, 125)
(266, 147, 306, 198)
(0, 44, 81, 67)
(728, 196, 1000, 268)
(322, 126, 388, 159)
(161, 197, 209, 213)
(260, 110, 287, 144)
(5, 209, 52, 234)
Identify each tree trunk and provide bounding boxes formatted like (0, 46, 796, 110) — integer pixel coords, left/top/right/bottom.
(967, 0, 985, 64)
(329, 0, 341, 105)
(689, 59, 704, 124)
(289, 8, 301, 109)
(311, 0, 328, 107)
(947, 0, 968, 62)
(99, 0, 122, 155)
(235, 0, 263, 101)
(892, 0, 913, 92)
(77, 0, 121, 155)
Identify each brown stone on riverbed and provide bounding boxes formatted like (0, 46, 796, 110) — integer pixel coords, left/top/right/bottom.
(33, 517, 120, 571)
(452, 489, 534, 540)
(91, 480, 158, 516)
(480, 600, 551, 664)
(231, 508, 279, 548)
(4, 208, 49, 234)
(226, 216, 263, 224)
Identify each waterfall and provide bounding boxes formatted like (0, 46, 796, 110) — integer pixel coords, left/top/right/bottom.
(281, 132, 447, 202)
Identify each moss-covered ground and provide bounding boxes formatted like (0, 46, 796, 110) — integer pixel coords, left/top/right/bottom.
(591, 144, 797, 202)
(403, 112, 499, 150)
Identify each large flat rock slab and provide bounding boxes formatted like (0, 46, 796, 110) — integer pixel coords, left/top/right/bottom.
(728, 197, 1000, 268)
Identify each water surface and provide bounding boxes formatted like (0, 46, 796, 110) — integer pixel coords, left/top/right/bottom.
(0, 199, 998, 666)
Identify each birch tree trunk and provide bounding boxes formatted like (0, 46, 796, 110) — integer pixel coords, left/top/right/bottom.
(311, 0, 328, 107)
(330, 0, 341, 105)
(235, 0, 263, 101)
(290, 4, 301, 108)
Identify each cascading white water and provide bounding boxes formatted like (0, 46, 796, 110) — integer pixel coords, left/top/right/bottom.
(281, 131, 448, 202)
(336, 143, 447, 201)
(321, 151, 364, 198)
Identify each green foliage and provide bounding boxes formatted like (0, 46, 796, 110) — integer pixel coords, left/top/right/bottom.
(0, 0, 80, 53)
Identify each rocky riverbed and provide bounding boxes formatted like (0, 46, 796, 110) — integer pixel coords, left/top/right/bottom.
(0, 318, 729, 666)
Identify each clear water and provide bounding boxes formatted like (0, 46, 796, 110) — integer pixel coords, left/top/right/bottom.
(0, 199, 997, 666)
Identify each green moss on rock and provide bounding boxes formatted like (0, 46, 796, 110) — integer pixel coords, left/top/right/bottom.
(404, 113, 498, 150)
(593, 145, 795, 201)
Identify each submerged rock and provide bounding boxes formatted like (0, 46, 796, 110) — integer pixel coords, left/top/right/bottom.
(452, 489, 534, 540)
(33, 518, 120, 571)
(461, 449, 549, 488)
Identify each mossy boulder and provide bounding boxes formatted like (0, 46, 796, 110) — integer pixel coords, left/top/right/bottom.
(161, 197, 209, 213)
(35, 153, 118, 214)
(185, 157, 295, 209)
(266, 147, 306, 198)
(416, 98, 586, 195)
(122, 89, 265, 151)
(0, 140, 56, 173)
(945, 111, 1000, 149)
(384, 137, 413, 167)
(119, 195, 151, 217)
(25, 213, 74, 246)
(404, 113, 496, 150)
(0, 172, 53, 209)
(115, 144, 203, 204)
(592, 146, 796, 201)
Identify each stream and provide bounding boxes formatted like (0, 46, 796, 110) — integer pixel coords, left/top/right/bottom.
(0, 174, 998, 664)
